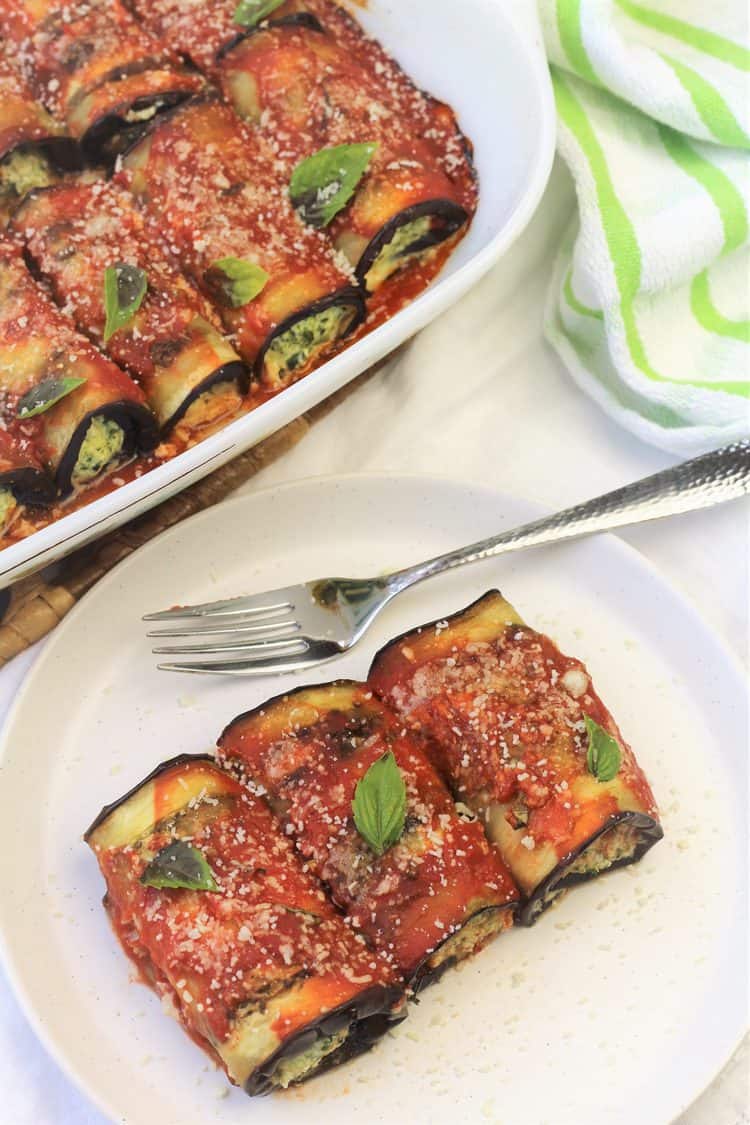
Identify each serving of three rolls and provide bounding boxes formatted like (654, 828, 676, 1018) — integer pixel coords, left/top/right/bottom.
(0, 0, 476, 536)
(87, 591, 663, 1096)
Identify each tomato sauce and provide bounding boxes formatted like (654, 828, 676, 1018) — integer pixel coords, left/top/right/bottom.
(219, 684, 518, 984)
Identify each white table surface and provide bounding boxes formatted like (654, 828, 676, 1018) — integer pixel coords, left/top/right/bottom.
(0, 161, 747, 1125)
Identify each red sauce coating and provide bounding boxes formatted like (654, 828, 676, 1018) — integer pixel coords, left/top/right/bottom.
(0, 50, 65, 159)
(219, 14, 476, 216)
(369, 597, 660, 862)
(92, 759, 399, 1063)
(0, 0, 185, 119)
(218, 685, 518, 983)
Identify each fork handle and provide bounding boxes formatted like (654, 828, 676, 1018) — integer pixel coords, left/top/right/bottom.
(388, 440, 750, 592)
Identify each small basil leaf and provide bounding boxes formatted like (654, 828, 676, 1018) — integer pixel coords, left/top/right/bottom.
(352, 750, 407, 856)
(204, 257, 269, 309)
(290, 142, 377, 228)
(584, 715, 622, 783)
(140, 841, 219, 892)
(233, 0, 284, 28)
(103, 263, 148, 343)
(16, 375, 86, 419)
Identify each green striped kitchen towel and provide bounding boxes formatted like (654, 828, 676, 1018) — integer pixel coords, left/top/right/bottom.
(539, 1, 749, 453)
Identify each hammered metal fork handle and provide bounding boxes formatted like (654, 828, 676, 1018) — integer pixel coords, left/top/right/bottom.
(389, 440, 750, 592)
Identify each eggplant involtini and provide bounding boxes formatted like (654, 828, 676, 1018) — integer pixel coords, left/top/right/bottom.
(122, 98, 364, 388)
(126, 0, 476, 292)
(0, 238, 158, 495)
(0, 52, 79, 225)
(218, 682, 519, 990)
(369, 592, 663, 925)
(0, 429, 55, 534)
(17, 180, 248, 439)
(0, 0, 203, 165)
(217, 3, 476, 291)
(85, 755, 404, 1095)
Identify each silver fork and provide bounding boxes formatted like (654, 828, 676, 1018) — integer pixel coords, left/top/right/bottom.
(145, 440, 749, 675)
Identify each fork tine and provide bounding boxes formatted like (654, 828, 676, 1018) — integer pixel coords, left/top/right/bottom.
(146, 617, 301, 639)
(157, 651, 337, 676)
(142, 586, 300, 622)
(151, 636, 309, 657)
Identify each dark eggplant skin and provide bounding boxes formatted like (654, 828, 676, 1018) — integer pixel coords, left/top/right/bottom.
(80, 89, 198, 168)
(354, 198, 469, 291)
(161, 359, 249, 435)
(84, 752, 215, 841)
(0, 465, 56, 508)
(244, 983, 405, 1095)
(1, 135, 83, 175)
(254, 284, 365, 381)
(519, 811, 664, 927)
(55, 399, 159, 497)
(217, 12, 325, 61)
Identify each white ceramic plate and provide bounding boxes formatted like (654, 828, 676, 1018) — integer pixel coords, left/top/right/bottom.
(0, 475, 746, 1125)
(0, 0, 556, 588)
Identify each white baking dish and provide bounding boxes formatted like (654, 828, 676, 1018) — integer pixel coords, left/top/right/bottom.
(0, 0, 555, 587)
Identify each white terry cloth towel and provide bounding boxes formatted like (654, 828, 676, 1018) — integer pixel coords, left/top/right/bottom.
(538, 0, 750, 454)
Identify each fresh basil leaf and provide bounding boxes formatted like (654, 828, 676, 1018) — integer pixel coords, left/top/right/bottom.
(233, 0, 284, 29)
(103, 263, 147, 343)
(204, 257, 269, 309)
(290, 142, 377, 228)
(352, 750, 407, 856)
(584, 715, 622, 783)
(16, 375, 86, 419)
(140, 841, 219, 892)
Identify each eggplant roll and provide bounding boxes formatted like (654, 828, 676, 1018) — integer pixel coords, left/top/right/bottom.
(0, 52, 79, 225)
(85, 755, 405, 1095)
(0, 0, 203, 165)
(217, 2, 476, 291)
(369, 592, 663, 926)
(218, 682, 518, 990)
(0, 429, 55, 535)
(0, 239, 158, 494)
(122, 98, 364, 389)
(17, 181, 248, 438)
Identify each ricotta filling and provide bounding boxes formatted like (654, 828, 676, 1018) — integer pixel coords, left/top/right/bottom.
(425, 905, 510, 976)
(0, 487, 18, 532)
(0, 148, 54, 206)
(364, 214, 433, 291)
(71, 416, 126, 488)
(263, 304, 353, 388)
(534, 821, 644, 920)
(172, 380, 243, 443)
(273, 1028, 348, 1089)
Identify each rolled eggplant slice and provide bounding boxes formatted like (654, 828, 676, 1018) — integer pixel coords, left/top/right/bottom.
(85, 755, 405, 1095)
(0, 429, 55, 535)
(0, 0, 203, 165)
(218, 682, 519, 990)
(0, 240, 158, 494)
(369, 591, 663, 926)
(0, 52, 80, 224)
(217, 8, 476, 291)
(68, 68, 204, 167)
(122, 98, 364, 387)
(17, 181, 248, 438)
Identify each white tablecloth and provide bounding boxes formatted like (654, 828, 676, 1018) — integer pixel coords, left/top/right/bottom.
(0, 162, 746, 1125)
